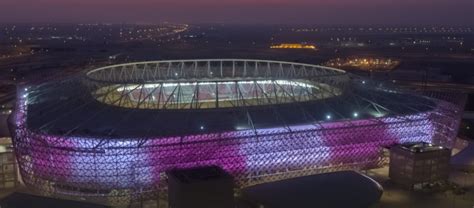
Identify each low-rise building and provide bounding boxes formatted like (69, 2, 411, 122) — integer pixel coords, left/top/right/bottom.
(389, 142, 451, 189)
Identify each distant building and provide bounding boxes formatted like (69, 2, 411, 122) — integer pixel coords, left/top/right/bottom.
(323, 57, 400, 71)
(270, 43, 317, 49)
(389, 142, 451, 189)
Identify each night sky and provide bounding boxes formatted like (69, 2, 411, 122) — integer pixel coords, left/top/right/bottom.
(0, 0, 472, 24)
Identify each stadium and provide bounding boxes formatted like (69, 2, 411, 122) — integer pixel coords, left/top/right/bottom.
(10, 59, 462, 203)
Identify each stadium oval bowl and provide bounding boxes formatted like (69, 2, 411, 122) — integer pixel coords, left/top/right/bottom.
(85, 59, 348, 109)
(10, 59, 462, 204)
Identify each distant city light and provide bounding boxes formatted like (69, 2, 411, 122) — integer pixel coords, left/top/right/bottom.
(326, 114, 332, 120)
(353, 112, 359, 117)
(270, 43, 317, 50)
(323, 57, 399, 72)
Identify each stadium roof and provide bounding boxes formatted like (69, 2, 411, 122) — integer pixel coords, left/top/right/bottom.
(23, 59, 437, 138)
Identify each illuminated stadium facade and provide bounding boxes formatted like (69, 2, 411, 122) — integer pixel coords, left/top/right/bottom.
(10, 59, 463, 204)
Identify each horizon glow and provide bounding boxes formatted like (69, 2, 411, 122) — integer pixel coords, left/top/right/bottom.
(0, 0, 472, 25)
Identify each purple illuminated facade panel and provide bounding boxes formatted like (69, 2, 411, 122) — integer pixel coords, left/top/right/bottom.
(11, 89, 459, 202)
